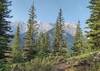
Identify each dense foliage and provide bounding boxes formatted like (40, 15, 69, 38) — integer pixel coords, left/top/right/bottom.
(87, 0, 100, 50)
(72, 21, 84, 56)
(0, 0, 12, 59)
(10, 24, 23, 63)
(23, 1, 37, 61)
(0, 0, 100, 71)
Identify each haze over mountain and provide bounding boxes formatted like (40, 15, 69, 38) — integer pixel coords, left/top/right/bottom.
(38, 22, 77, 36)
(11, 21, 76, 35)
(11, 22, 77, 48)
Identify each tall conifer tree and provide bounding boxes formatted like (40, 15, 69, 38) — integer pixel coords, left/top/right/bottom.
(38, 32, 49, 50)
(72, 21, 84, 55)
(54, 9, 63, 49)
(0, 0, 12, 59)
(44, 33, 49, 49)
(87, 0, 100, 49)
(54, 9, 67, 51)
(36, 32, 50, 57)
(11, 24, 23, 63)
(23, 1, 37, 61)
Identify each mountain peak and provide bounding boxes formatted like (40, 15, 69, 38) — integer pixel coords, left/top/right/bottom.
(38, 22, 77, 36)
(11, 21, 77, 36)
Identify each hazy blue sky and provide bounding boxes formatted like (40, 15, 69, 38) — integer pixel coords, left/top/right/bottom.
(10, 0, 90, 30)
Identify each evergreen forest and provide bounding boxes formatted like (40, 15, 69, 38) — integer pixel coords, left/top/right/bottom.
(0, 0, 100, 71)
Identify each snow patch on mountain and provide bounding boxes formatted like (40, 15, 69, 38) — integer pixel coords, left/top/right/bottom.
(64, 22, 77, 36)
(38, 22, 53, 33)
(38, 22, 77, 36)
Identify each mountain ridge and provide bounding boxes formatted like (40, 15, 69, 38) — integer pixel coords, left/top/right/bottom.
(11, 22, 77, 48)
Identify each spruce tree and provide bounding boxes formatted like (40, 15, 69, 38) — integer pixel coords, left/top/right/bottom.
(54, 8, 64, 50)
(23, 1, 37, 61)
(44, 33, 49, 50)
(54, 9, 68, 57)
(72, 21, 84, 55)
(0, 0, 12, 59)
(38, 32, 49, 49)
(38, 32, 44, 49)
(87, 0, 100, 49)
(36, 32, 50, 57)
(11, 24, 23, 63)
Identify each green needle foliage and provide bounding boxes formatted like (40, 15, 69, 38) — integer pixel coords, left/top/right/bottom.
(43, 33, 50, 50)
(54, 8, 68, 57)
(87, 0, 100, 50)
(72, 21, 84, 56)
(0, 0, 100, 71)
(23, 1, 37, 61)
(54, 8, 65, 49)
(38, 32, 49, 50)
(36, 32, 50, 58)
(11, 24, 23, 63)
(0, 0, 12, 59)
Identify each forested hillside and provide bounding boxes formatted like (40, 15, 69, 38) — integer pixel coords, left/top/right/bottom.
(0, 0, 100, 71)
